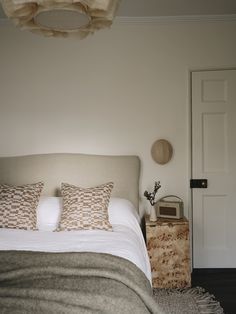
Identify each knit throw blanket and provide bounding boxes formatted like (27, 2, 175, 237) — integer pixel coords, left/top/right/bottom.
(0, 251, 163, 314)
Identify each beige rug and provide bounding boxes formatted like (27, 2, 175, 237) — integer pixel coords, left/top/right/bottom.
(153, 287, 224, 314)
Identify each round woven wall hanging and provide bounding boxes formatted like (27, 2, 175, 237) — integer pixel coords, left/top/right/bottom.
(151, 139, 173, 165)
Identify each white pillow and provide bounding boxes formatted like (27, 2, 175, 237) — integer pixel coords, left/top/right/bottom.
(108, 197, 141, 230)
(37, 197, 62, 231)
(36, 196, 140, 232)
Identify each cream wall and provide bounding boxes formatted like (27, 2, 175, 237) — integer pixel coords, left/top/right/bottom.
(0, 19, 236, 215)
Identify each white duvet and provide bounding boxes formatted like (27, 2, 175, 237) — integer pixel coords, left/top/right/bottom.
(0, 197, 152, 283)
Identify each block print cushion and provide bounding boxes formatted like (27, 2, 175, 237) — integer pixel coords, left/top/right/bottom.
(0, 182, 44, 230)
(58, 182, 114, 231)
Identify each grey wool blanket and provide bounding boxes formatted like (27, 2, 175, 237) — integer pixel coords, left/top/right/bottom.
(0, 251, 163, 314)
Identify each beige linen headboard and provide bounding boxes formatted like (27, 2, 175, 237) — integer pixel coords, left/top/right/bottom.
(0, 154, 140, 209)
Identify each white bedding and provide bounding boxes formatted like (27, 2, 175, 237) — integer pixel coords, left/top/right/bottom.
(0, 224, 152, 283)
(0, 197, 152, 282)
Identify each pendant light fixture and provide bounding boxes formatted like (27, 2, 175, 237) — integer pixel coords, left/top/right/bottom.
(1, 0, 120, 38)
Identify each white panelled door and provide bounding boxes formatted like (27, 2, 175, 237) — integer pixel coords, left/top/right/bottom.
(192, 69, 236, 268)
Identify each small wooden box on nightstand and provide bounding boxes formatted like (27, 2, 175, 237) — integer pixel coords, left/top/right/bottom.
(145, 215, 191, 289)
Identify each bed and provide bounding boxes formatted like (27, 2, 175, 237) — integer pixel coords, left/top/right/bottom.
(0, 153, 162, 314)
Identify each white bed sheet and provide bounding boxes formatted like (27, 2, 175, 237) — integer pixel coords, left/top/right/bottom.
(0, 224, 152, 283)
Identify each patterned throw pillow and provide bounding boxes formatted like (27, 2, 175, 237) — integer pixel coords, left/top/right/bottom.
(0, 182, 44, 230)
(58, 182, 114, 231)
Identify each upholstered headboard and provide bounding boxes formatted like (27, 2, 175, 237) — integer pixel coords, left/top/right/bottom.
(0, 154, 140, 209)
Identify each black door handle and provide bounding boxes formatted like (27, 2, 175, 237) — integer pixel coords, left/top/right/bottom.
(190, 179, 208, 188)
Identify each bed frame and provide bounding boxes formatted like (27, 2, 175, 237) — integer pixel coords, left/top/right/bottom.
(0, 153, 140, 209)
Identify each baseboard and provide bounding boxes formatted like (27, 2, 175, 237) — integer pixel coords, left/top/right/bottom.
(193, 268, 236, 274)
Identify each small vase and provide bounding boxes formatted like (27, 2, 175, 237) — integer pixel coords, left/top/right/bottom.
(149, 205, 157, 222)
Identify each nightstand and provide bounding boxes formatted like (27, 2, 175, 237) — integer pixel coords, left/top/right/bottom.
(145, 215, 191, 288)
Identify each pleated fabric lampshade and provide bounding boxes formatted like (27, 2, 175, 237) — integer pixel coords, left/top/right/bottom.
(1, 0, 120, 38)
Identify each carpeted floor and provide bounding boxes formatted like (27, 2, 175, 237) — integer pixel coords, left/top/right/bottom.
(153, 287, 224, 314)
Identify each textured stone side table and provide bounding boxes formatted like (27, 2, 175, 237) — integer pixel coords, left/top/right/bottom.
(145, 215, 191, 288)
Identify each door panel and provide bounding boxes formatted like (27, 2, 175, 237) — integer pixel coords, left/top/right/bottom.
(192, 70, 236, 268)
(203, 113, 227, 172)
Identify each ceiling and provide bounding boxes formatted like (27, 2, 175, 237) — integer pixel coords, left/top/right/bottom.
(0, 0, 236, 19)
(117, 0, 236, 17)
